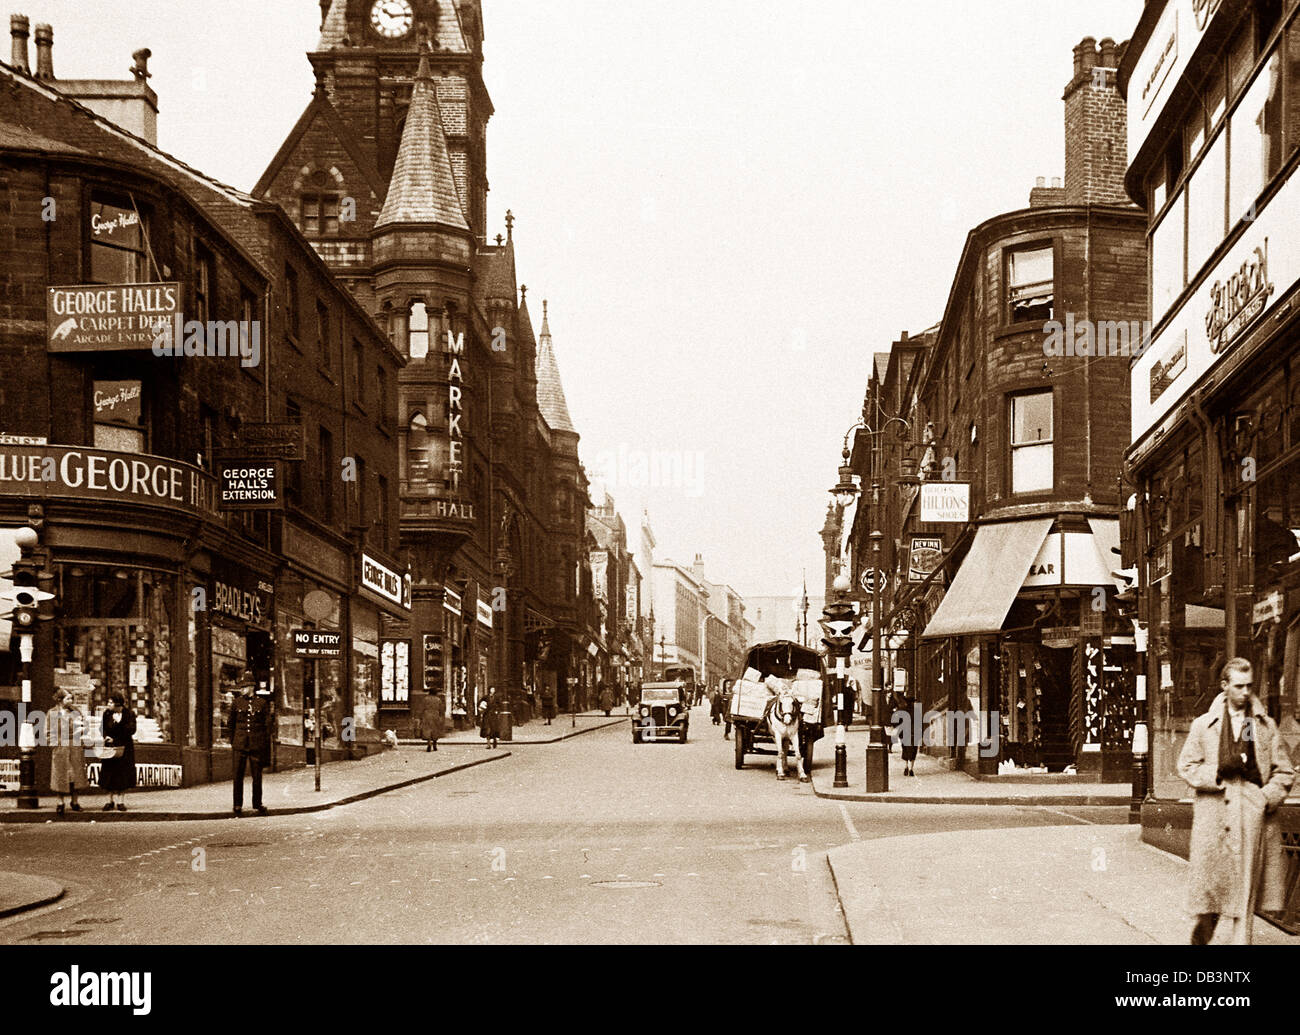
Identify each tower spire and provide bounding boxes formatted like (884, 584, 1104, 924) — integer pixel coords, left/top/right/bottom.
(375, 35, 468, 229)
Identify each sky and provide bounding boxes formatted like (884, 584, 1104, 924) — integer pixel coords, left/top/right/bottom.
(25, 0, 1142, 601)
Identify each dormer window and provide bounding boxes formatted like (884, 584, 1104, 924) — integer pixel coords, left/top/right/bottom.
(301, 169, 341, 236)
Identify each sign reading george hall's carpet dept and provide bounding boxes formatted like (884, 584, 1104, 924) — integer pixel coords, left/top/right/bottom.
(47, 283, 180, 352)
(0, 444, 216, 516)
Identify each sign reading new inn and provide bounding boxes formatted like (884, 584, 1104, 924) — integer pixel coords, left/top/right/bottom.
(47, 283, 180, 352)
(0, 443, 215, 516)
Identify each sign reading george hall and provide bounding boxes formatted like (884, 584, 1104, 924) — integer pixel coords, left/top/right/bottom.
(0, 444, 216, 516)
(47, 283, 180, 352)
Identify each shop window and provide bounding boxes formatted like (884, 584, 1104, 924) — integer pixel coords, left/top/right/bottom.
(92, 379, 144, 453)
(1009, 391, 1053, 495)
(88, 194, 149, 285)
(408, 302, 429, 359)
(1229, 50, 1283, 224)
(1229, 26, 1256, 102)
(380, 639, 410, 703)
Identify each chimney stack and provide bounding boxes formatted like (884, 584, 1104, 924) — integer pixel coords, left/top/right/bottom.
(10, 14, 29, 73)
(1062, 35, 1130, 205)
(33, 21, 52, 79)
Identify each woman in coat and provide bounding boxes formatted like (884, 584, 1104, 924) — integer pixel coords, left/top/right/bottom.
(419, 691, 446, 752)
(479, 688, 500, 749)
(1177, 657, 1295, 944)
(48, 689, 88, 814)
(99, 691, 137, 811)
(541, 685, 557, 725)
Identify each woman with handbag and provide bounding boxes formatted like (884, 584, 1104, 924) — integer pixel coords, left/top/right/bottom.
(48, 689, 88, 814)
(99, 690, 137, 811)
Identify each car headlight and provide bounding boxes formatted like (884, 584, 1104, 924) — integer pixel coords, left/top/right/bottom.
(640, 706, 650, 717)
(668, 707, 677, 718)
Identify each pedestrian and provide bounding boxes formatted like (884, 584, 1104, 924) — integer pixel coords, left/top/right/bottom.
(98, 691, 136, 811)
(541, 683, 557, 725)
(417, 690, 445, 751)
(229, 672, 271, 817)
(898, 692, 921, 777)
(1177, 657, 1295, 945)
(48, 689, 87, 815)
(710, 686, 723, 726)
(479, 687, 500, 749)
(599, 684, 614, 716)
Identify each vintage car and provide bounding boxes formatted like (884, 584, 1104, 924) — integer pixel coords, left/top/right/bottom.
(632, 681, 690, 743)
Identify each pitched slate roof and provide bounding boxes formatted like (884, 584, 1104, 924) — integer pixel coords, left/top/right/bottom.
(475, 238, 516, 302)
(516, 288, 537, 350)
(536, 300, 576, 434)
(375, 48, 467, 229)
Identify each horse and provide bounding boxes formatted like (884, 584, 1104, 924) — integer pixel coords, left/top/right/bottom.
(764, 692, 807, 782)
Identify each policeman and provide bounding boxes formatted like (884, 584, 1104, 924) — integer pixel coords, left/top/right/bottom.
(229, 671, 272, 817)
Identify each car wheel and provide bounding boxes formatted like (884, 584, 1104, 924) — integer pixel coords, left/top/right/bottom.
(734, 729, 745, 769)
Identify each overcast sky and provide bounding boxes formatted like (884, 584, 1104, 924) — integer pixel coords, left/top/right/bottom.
(28, 0, 1141, 600)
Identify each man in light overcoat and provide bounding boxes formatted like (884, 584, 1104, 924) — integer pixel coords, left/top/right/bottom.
(1177, 657, 1295, 944)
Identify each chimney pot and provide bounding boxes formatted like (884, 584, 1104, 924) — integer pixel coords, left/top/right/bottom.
(10, 14, 30, 73)
(33, 21, 52, 80)
(1099, 37, 1118, 69)
(1051, 176, 1061, 188)
(1073, 36, 1098, 79)
(130, 47, 151, 81)
(1036, 176, 1046, 188)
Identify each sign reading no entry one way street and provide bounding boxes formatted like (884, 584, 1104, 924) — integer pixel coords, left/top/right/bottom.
(292, 629, 343, 659)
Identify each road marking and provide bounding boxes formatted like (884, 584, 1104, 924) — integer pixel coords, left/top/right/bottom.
(838, 803, 861, 842)
(1038, 806, 1097, 825)
(543, 875, 553, 880)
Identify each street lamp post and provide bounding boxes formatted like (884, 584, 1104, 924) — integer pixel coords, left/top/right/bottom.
(821, 577, 856, 789)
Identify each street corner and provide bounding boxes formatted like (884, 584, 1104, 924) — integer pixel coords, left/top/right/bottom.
(0, 871, 65, 918)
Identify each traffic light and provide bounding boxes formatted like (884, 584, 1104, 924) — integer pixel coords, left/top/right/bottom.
(1, 554, 54, 634)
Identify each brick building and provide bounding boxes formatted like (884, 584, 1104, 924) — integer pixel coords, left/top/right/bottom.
(0, 23, 406, 790)
(252, 0, 591, 726)
(1119, 0, 1300, 856)
(844, 37, 1148, 777)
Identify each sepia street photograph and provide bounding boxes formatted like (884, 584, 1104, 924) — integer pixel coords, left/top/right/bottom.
(0, 0, 1297, 1017)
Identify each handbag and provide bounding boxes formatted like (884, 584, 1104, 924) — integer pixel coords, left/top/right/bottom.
(89, 740, 124, 760)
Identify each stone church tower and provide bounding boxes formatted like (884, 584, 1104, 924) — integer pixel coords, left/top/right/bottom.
(255, 0, 586, 724)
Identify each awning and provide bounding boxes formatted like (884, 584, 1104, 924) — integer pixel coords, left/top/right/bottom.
(1088, 518, 1121, 586)
(922, 518, 1053, 639)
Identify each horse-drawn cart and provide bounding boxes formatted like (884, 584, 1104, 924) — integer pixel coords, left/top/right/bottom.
(729, 640, 830, 777)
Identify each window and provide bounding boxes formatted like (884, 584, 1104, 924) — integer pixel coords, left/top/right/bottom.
(408, 301, 429, 359)
(380, 639, 410, 703)
(377, 474, 391, 546)
(352, 339, 365, 405)
(1186, 133, 1227, 279)
(376, 366, 389, 427)
(354, 455, 366, 527)
(1006, 246, 1054, 323)
(301, 193, 340, 237)
(285, 398, 302, 505)
(199, 405, 217, 472)
(1229, 50, 1283, 224)
(93, 379, 144, 453)
(406, 412, 431, 488)
(317, 300, 331, 370)
(194, 247, 214, 324)
(1151, 191, 1186, 321)
(1010, 391, 1053, 495)
(89, 195, 148, 284)
(318, 425, 334, 523)
(284, 264, 299, 339)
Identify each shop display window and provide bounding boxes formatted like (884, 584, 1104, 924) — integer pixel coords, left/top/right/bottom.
(353, 605, 379, 733)
(53, 567, 176, 742)
(275, 575, 343, 749)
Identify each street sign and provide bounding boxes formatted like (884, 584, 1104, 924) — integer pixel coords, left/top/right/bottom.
(217, 460, 282, 510)
(859, 568, 884, 594)
(215, 422, 306, 462)
(292, 629, 343, 659)
(919, 482, 970, 522)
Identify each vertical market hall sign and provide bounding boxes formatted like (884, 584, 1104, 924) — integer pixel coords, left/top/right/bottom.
(47, 283, 180, 352)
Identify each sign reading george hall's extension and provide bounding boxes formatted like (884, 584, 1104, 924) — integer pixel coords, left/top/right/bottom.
(47, 283, 180, 352)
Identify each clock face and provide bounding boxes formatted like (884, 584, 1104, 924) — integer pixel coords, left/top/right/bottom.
(370, 0, 414, 39)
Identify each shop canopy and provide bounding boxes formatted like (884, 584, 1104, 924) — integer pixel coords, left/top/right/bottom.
(922, 518, 1053, 639)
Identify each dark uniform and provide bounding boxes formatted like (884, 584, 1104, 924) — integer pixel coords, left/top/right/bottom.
(230, 692, 272, 812)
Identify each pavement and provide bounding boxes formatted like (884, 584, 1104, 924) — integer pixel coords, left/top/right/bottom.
(411, 711, 627, 745)
(810, 724, 1132, 805)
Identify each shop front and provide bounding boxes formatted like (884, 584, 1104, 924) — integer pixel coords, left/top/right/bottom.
(358, 547, 410, 740)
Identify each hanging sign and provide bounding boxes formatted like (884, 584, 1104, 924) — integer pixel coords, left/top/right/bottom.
(919, 483, 969, 523)
(47, 283, 180, 352)
(908, 536, 944, 583)
(217, 461, 282, 510)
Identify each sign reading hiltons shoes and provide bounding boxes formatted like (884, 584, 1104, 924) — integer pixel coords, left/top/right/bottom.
(47, 283, 180, 352)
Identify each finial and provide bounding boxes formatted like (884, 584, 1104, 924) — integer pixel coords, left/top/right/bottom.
(543, 299, 548, 319)
(495, 234, 504, 246)
(505, 209, 514, 240)
(520, 285, 527, 300)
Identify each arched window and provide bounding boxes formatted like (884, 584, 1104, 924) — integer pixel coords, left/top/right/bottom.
(409, 301, 429, 359)
(406, 411, 431, 488)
